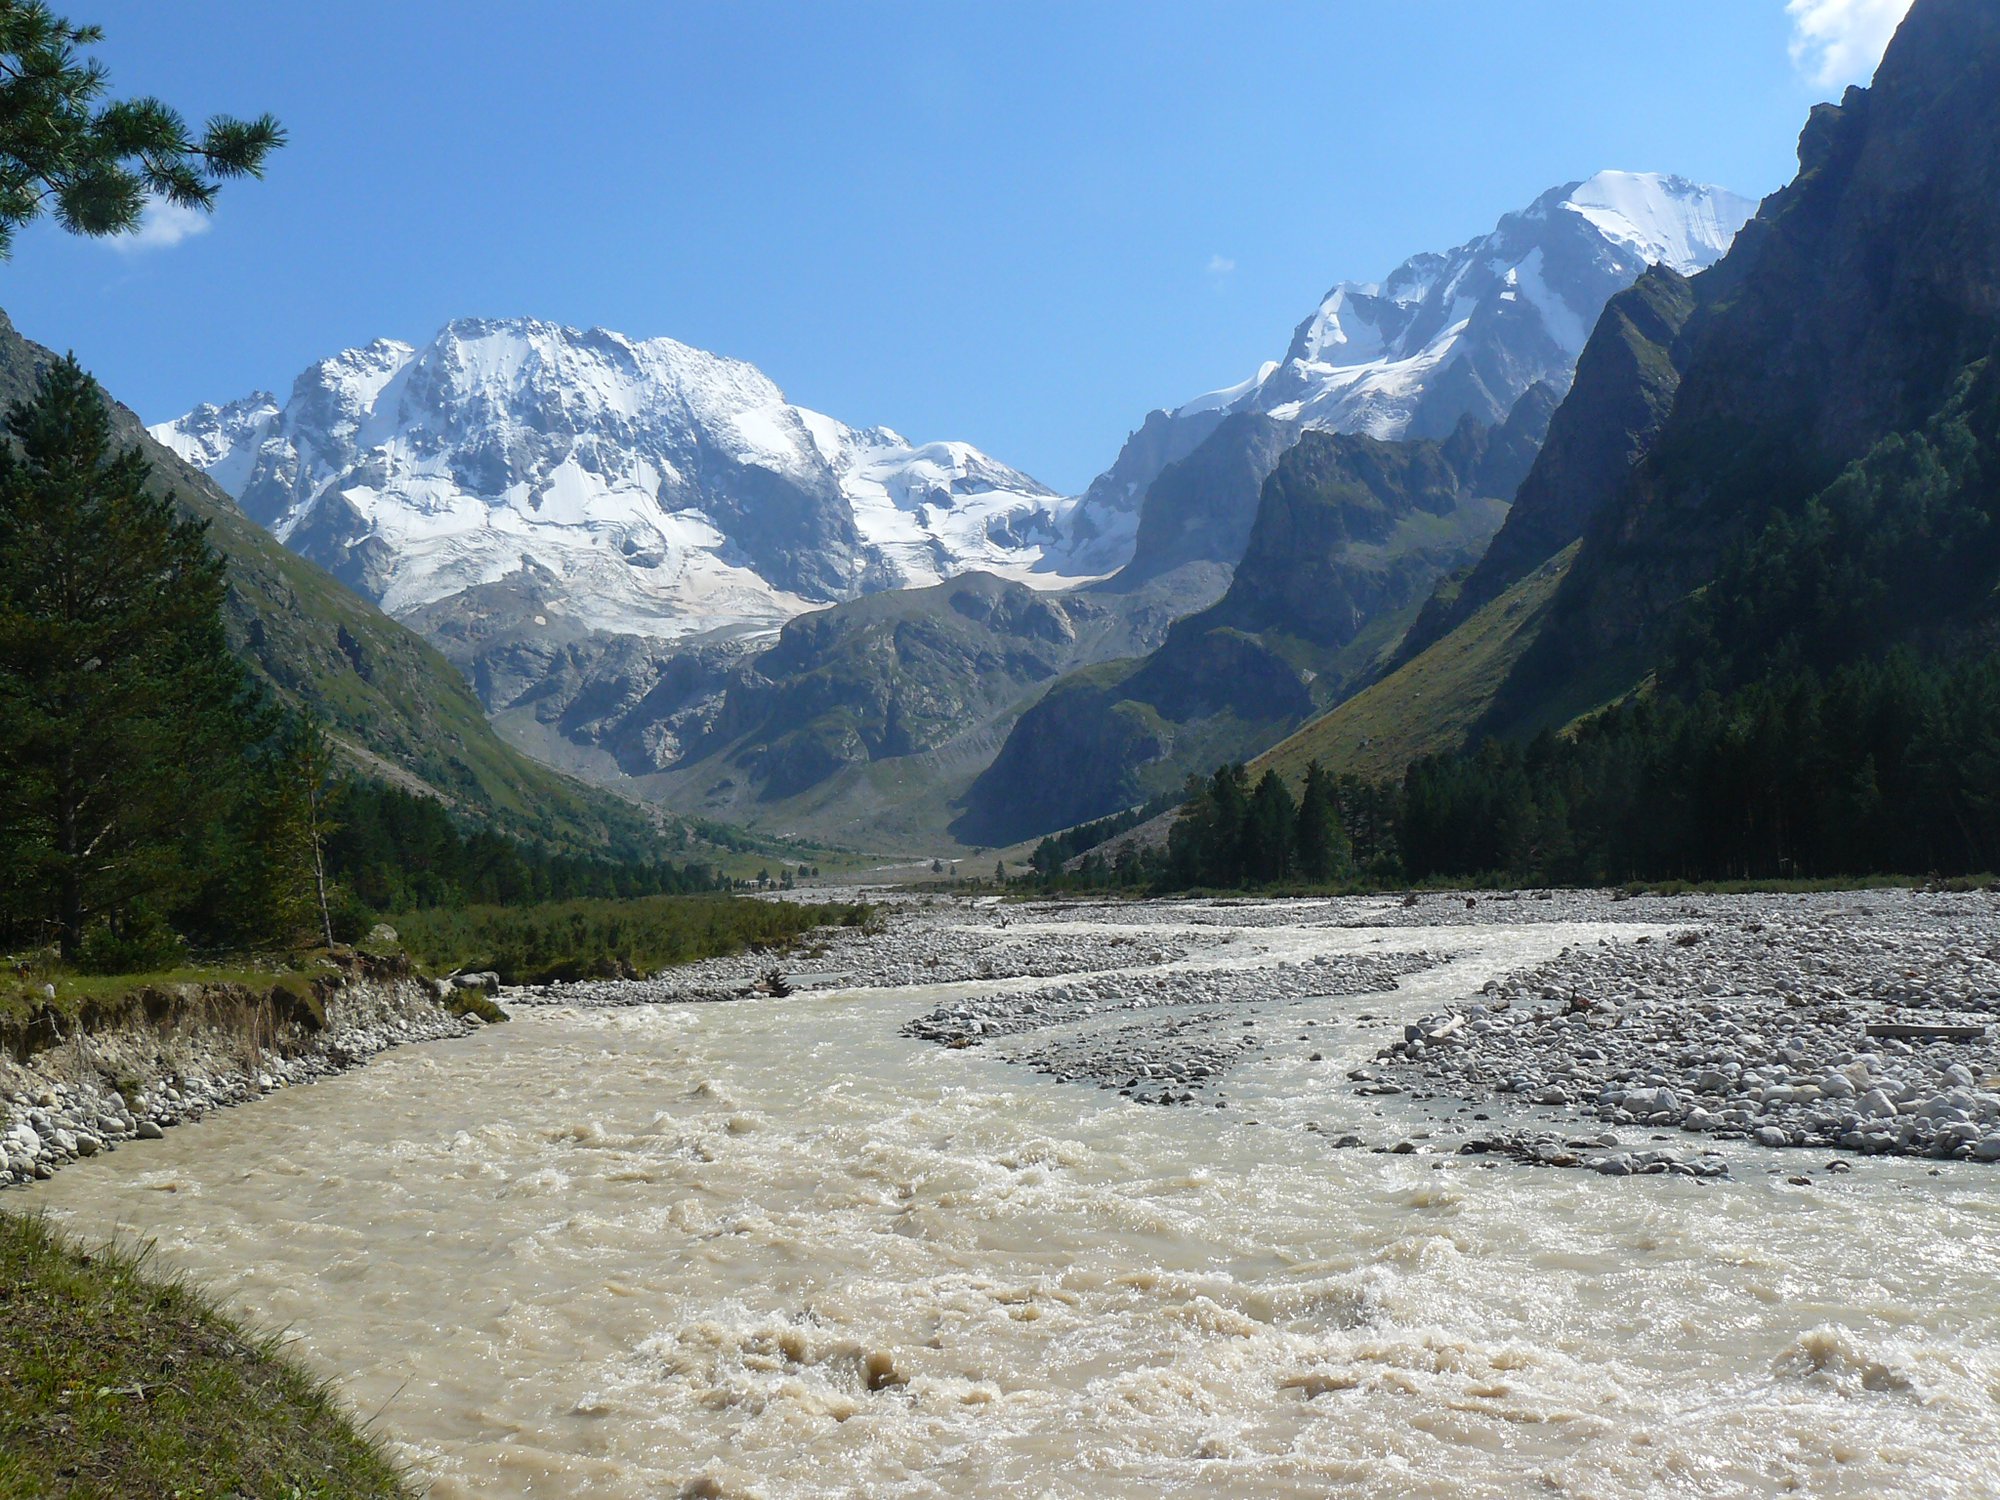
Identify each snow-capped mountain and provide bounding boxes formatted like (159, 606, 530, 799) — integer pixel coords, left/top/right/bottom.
(154, 318, 1080, 640)
(798, 411, 1071, 591)
(1064, 172, 1756, 567)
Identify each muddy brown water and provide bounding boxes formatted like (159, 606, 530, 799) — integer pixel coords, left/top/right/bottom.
(27, 911, 2000, 1497)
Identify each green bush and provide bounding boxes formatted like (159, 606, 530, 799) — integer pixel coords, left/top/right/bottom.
(74, 906, 187, 975)
(389, 894, 872, 986)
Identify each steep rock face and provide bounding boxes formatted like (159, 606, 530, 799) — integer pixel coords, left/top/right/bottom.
(1205, 392, 1549, 650)
(957, 403, 1547, 846)
(1059, 405, 1228, 575)
(0, 311, 653, 850)
(1106, 413, 1298, 588)
(1489, 0, 2000, 732)
(1395, 266, 1699, 663)
(1062, 173, 1753, 571)
(156, 318, 1081, 640)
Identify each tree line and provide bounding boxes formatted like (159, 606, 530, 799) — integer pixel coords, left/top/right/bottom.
(1037, 760, 1394, 892)
(1025, 790, 1182, 877)
(1400, 653, 2000, 884)
(1040, 650, 1999, 894)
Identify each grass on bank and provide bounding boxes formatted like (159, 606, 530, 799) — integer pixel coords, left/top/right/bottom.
(387, 892, 875, 985)
(0, 1212, 412, 1500)
(0, 958, 340, 1038)
(2, 891, 877, 1034)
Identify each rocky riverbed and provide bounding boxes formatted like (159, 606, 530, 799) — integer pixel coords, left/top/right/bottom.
(2, 961, 486, 1187)
(1366, 888, 2000, 1165)
(24, 887, 1991, 1188)
(515, 907, 1202, 1006)
(812, 887, 2000, 1168)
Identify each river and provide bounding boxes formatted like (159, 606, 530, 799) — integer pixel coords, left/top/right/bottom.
(26, 903, 2000, 1497)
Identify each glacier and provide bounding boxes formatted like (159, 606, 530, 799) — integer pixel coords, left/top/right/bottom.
(154, 317, 1088, 641)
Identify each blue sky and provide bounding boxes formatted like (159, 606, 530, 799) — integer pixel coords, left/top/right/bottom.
(4, 1, 1908, 491)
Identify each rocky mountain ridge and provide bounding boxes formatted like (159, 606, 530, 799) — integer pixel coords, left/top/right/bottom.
(1066, 172, 1754, 579)
(958, 388, 1555, 845)
(155, 318, 1087, 643)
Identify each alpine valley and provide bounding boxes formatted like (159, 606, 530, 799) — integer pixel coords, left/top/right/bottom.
(160, 171, 1754, 852)
(20, 8, 2000, 1495)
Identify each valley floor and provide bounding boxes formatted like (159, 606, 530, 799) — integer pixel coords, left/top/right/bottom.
(18, 888, 2000, 1497)
(539, 884, 2000, 1171)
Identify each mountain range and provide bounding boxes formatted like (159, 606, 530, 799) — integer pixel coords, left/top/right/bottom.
(158, 171, 1755, 852)
(155, 319, 1085, 639)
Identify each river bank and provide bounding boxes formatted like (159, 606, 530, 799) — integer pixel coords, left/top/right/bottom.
(0, 1211, 413, 1499)
(1, 953, 487, 1188)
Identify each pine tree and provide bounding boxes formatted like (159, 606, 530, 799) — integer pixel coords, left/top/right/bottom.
(1294, 759, 1351, 883)
(261, 712, 342, 948)
(1164, 774, 1211, 888)
(1244, 770, 1298, 884)
(0, 1, 283, 255)
(0, 357, 259, 959)
(1206, 765, 1253, 886)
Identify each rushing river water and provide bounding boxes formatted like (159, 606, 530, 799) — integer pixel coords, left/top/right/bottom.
(26, 909, 2000, 1498)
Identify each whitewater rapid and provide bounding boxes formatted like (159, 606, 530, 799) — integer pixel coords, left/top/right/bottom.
(25, 905, 2000, 1497)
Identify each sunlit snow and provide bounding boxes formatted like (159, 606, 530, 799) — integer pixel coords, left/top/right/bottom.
(155, 318, 1095, 640)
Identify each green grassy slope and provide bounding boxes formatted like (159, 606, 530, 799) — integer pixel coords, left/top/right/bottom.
(1253, 542, 1579, 786)
(0, 1213, 412, 1499)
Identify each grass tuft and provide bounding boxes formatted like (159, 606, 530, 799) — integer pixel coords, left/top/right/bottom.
(0, 1211, 414, 1499)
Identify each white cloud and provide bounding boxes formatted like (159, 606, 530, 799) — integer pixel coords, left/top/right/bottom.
(1786, 0, 1916, 89)
(1205, 253, 1236, 277)
(109, 195, 213, 253)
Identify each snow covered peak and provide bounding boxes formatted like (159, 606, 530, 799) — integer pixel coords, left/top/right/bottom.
(1169, 170, 1753, 433)
(155, 318, 1082, 639)
(1069, 170, 1754, 568)
(799, 410, 1068, 590)
(154, 390, 283, 499)
(156, 389, 278, 466)
(1553, 171, 1757, 277)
